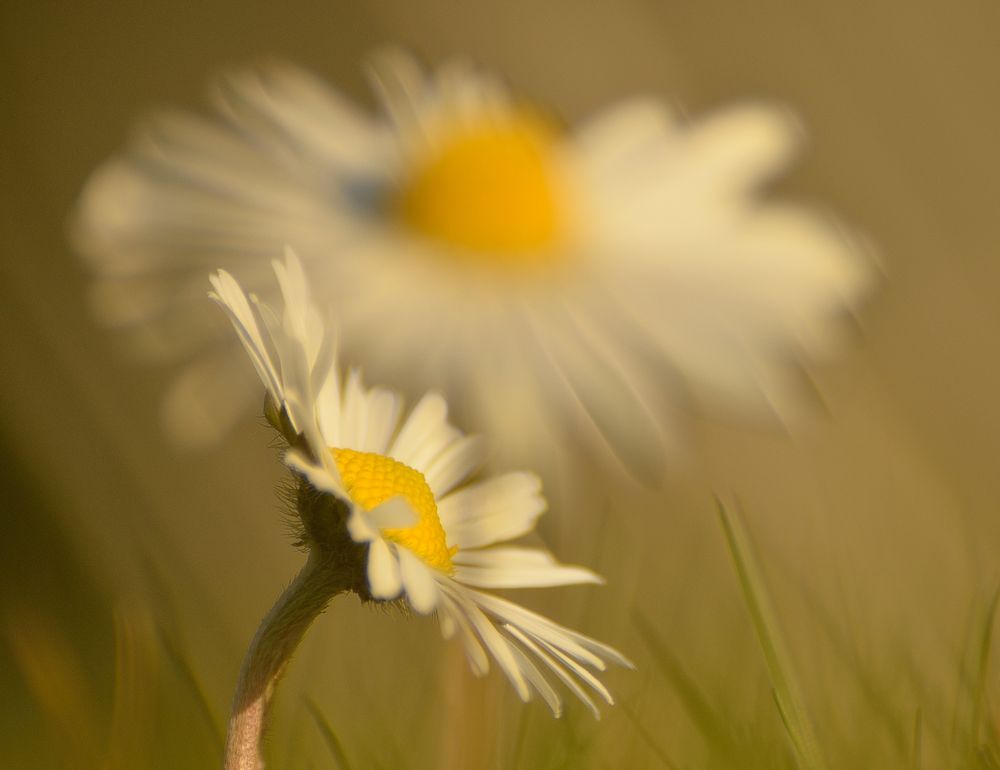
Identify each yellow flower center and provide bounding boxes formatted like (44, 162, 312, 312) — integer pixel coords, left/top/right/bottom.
(331, 447, 456, 573)
(396, 110, 566, 260)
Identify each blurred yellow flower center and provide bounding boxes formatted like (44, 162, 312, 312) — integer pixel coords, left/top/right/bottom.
(396, 111, 565, 258)
(331, 448, 455, 573)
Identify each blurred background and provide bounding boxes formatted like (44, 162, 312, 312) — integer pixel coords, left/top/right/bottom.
(3, 0, 1000, 767)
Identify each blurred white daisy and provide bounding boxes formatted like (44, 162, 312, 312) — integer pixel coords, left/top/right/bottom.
(75, 51, 873, 476)
(211, 250, 631, 717)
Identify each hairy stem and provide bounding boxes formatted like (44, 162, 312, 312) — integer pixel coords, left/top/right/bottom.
(224, 550, 350, 770)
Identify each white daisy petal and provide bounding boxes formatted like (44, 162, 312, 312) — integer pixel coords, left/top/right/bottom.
(453, 547, 603, 589)
(133, 111, 315, 219)
(387, 392, 456, 470)
(367, 539, 402, 600)
(397, 548, 440, 614)
(284, 448, 348, 502)
(437, 603, 457, 640)
(213, 62, 385, 177)
(316, 371, 344, 447)
(527, 301, 666, 480)
(406, 426, 463, 476)
(273, 249, 323, 364)
(367, 47, 432, 138)
(307, 322, 340, 412)
(366, 496, 418, 530)
(503, 636, 563, 717)
(422, 434, 486, 498)
(437, 472, 546, 550)
(438, 591, 490, 677)
(675, 103, 801, 194)
(465, 588, 635, 671)
(505, 625, 602, 719)
(339, 368, 369, 450)
(438, 580, 629, 715)
(572, 97, 678, 183)
(345, 506, 378, 543)
(529, 630, 616, 706)
(358, 387, 401, 454)
(441, 583, 531, 701)
(209, 270, 283, 403)
(389, 393, 448, 465)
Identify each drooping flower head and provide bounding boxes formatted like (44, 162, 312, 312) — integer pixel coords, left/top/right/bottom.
(210, 249, 631, 716)
(77, 51, 873, 477)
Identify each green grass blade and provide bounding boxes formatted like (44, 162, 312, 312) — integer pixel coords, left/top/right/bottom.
(633, 609, 741, 760)
(155, 625, 225, 755)
(952, 587, 1000, 766)
(786, 572, 910, 759)
(304, 697, 352, 770)
(508, 703, 532, 770)
(970, 589, 1000, 752)
(910, 708, 922, 770)
(108, 606, 157, 769)
(716, 499, 827, 770)
(618, 701, 681, 769)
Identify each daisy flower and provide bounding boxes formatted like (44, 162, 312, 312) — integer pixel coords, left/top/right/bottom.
(212, 249, 630, 731)
(75, 50, 873, 475)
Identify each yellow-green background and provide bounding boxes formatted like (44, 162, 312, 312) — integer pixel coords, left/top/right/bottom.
(2, 0, 1000, 767)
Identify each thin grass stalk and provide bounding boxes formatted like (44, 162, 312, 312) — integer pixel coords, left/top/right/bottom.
(716, 499, 827, 770)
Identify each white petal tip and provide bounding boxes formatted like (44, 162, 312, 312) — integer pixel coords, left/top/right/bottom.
(368, 496, 419, 529)
(407, 593, 440, 615)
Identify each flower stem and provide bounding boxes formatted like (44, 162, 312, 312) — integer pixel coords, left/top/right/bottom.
(224, 550, 351, 770)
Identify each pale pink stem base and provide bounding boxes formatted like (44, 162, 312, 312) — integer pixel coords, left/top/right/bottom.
(224, 551, 349, 770)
